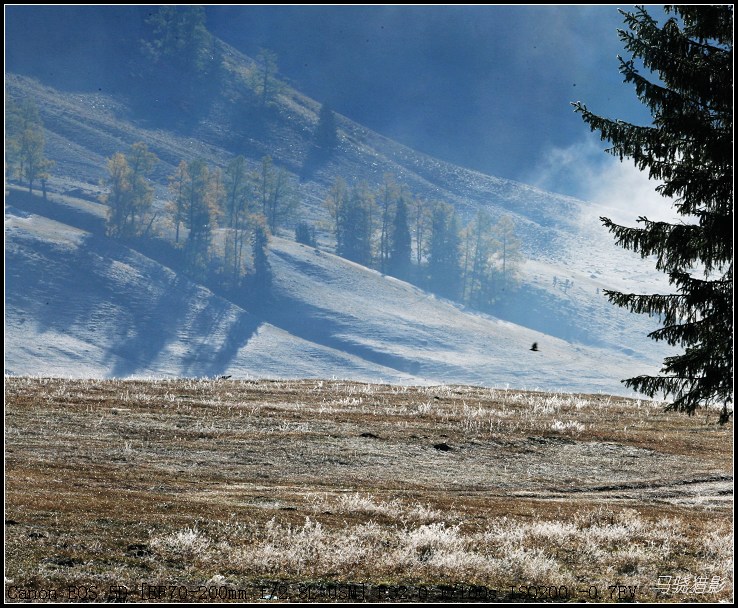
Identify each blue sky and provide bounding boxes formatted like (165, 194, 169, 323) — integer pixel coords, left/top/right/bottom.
(206, 5, 674, 217)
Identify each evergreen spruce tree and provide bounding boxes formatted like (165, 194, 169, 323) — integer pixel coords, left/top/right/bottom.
(295, 221, 317, 247)
(343, 185, 374, 266)
(573, 6, 733, 422)
(428, 203, 461, 300)
(331, 181, 374, 267)
(251, 220, 272, 297)
(388, 195, 412, 280)
(301, 103, 338, 180)
(314, 103, 338, 157)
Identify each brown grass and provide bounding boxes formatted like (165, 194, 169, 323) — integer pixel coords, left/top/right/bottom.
(4, 377, 733, 602)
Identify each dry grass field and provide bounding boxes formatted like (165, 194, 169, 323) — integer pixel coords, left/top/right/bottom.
(4, 377, 733, 603)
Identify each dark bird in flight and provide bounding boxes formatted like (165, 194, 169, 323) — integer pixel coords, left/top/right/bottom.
(530, 342, 539, 352)
(219, 375, 232, 380)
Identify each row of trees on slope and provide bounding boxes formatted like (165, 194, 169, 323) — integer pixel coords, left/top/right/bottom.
(6, 66, 516, 317)
(325, 175, 523, 309)
(101, 143, 290, 295)
(100, 141, 524, 313)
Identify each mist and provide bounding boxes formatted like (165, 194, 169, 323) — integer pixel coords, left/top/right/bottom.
(204, 5, 657, 191)
(526, 137, 680, 226)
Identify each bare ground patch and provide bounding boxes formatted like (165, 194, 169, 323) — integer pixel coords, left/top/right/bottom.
(4, 377, 733, 602)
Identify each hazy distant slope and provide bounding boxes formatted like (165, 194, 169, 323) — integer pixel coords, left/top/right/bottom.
(4, 69, 582, 249)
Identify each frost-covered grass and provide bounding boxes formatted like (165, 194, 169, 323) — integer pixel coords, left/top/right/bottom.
(5, 377, 733, 602)
(145, 506, 732, 598)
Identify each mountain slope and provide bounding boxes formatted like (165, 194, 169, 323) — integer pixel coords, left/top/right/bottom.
(6, 190, 668, 397)
(5, 43, 674, 393)
(6, 69, 671, 319)
(5, 201, 417, 383)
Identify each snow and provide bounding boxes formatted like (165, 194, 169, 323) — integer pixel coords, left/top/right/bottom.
(4, 208, 419, 384)
(5, 201, 673, 398)
(4, 72, 677, 397)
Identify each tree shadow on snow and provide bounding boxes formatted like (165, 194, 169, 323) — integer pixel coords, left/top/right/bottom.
(176, 302, 261, 379)
(7, 225, 260, 377)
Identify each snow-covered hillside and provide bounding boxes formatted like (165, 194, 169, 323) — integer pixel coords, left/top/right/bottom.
(6, 191, 671, 397)
(4, 204, 416, 383)
(5, 63, 677, 395)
